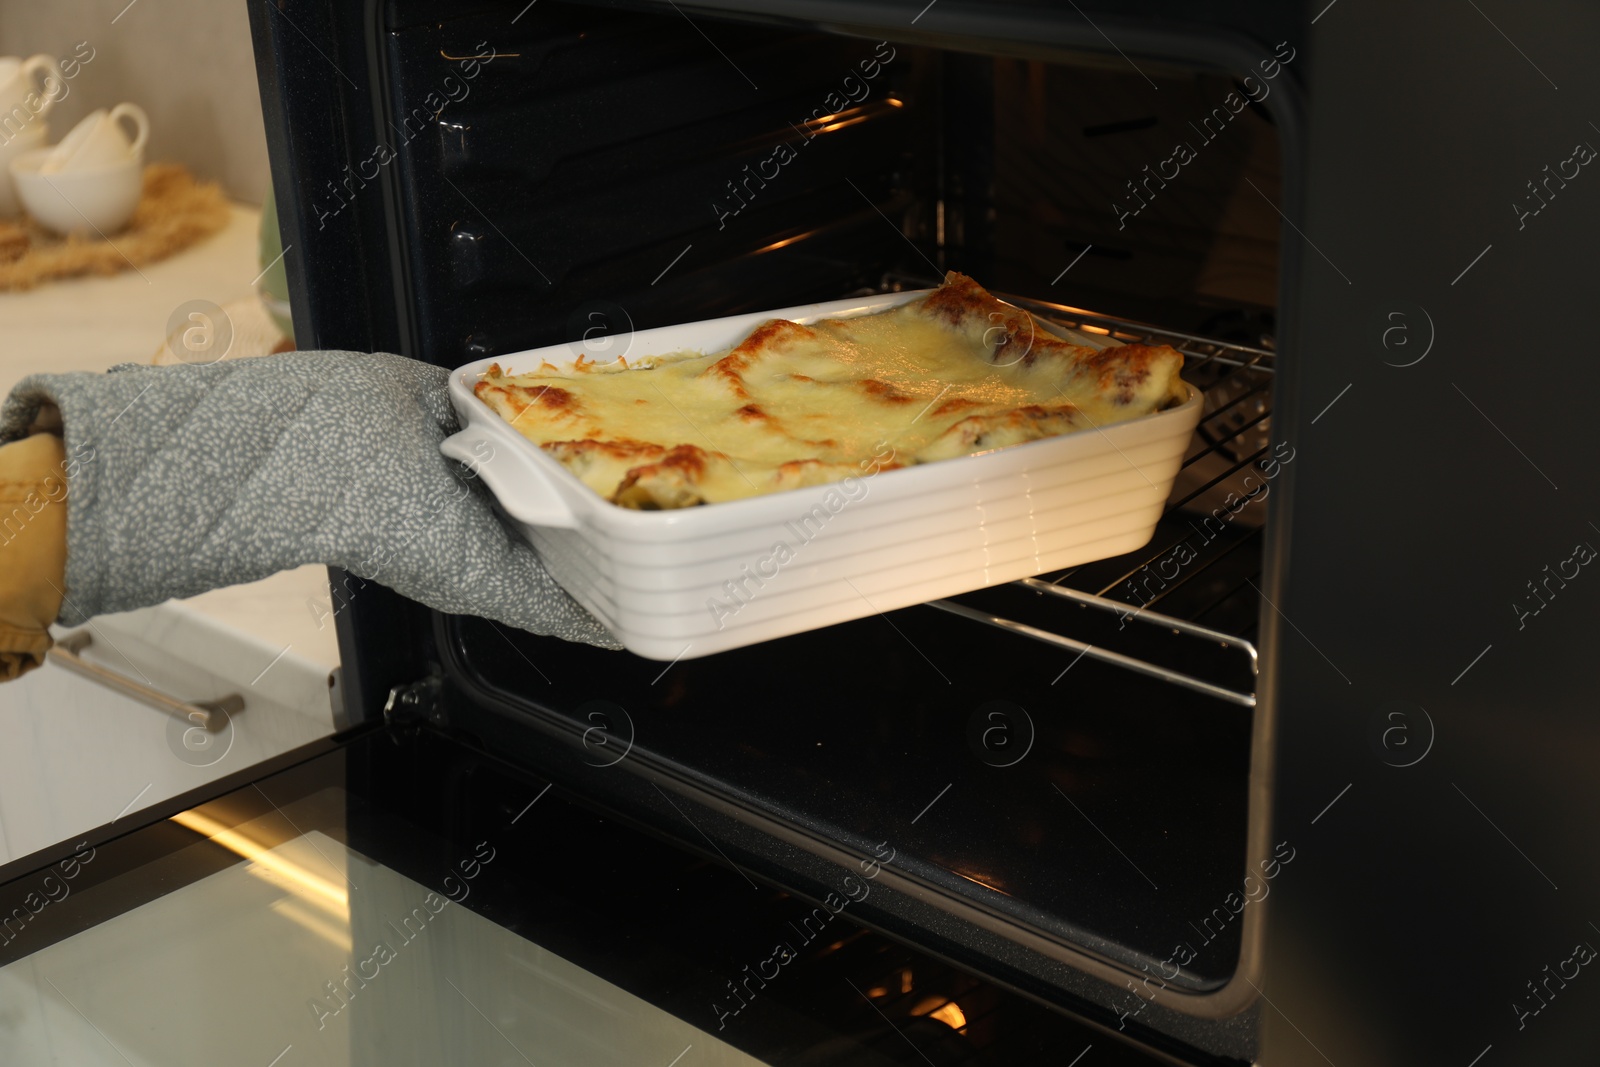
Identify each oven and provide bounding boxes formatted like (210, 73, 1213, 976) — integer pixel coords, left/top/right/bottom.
(3, 1, 1596, 1064)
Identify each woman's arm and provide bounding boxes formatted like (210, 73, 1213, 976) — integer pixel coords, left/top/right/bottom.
(0, 431, 68, 679)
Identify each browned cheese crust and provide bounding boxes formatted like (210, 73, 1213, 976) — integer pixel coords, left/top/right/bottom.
(474, 272, 1188, 508)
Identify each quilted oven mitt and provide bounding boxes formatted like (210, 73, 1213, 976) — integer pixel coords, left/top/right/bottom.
(0, 352, 622, 678)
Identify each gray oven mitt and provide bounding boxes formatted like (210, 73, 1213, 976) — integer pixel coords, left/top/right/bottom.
(0, 352, 622, 649)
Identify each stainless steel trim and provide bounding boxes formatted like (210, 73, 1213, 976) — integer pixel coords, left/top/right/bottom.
(1020, 578, 1261, 672)
(1004, 290, 1278, 361)
(46, 632, 244, 732)
(925, 597, 1257, 708)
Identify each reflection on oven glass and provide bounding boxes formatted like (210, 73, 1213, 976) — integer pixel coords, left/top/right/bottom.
(0, 826, 771, 1066)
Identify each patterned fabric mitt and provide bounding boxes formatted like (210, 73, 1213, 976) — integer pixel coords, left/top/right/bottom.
(0, 352, 622, 650)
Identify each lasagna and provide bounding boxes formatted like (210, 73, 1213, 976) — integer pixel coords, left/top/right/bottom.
(474, 272, 1188, 509)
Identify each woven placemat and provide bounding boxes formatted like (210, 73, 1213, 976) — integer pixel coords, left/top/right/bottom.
(0, 163, 231, 291)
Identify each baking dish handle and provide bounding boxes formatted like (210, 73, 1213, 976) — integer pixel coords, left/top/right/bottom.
(440, 427, 580, 529)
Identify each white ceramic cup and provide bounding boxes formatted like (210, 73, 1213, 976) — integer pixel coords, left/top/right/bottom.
(0, 55, 61, 127)
(11, 146, 143, 235)
(0, 121, 47, 216)
(40, 103, 148, 173)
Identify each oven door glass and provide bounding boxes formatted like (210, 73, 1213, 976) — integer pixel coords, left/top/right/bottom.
(0, 727, 1161, 1066)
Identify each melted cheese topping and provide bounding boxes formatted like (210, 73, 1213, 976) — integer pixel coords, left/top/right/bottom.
(475, 272, 1187, 508)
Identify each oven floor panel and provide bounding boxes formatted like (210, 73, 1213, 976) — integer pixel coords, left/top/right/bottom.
(450, 597, 1253, 986)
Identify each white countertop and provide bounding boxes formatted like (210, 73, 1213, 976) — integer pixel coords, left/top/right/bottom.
(0, 201, 339, 672)
(0, 203, 266, 396)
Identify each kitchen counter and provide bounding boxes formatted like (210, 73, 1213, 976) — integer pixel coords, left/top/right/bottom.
(0, 201, 341, 865)
(0, 203, 267, 395)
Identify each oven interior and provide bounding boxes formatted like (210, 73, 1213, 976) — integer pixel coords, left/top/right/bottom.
(347, 0, 1285, 1053)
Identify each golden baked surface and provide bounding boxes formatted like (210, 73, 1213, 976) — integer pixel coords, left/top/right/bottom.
(474, 272, 1188, 509)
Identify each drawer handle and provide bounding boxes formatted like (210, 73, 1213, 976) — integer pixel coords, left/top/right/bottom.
(46, 631, 245, 732)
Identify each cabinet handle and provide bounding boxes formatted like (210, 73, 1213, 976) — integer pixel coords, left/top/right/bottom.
(46, 631, 245, 732)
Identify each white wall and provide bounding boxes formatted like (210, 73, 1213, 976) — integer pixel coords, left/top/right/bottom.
(0, 0, 269, 204)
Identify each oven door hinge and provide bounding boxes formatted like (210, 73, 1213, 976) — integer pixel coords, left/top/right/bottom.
(382, 673, 445, 728)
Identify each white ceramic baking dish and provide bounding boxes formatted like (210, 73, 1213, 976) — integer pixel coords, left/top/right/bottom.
(442, 291, 1203, 660)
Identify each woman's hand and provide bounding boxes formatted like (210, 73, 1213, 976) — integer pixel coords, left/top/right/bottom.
(0, 351, 620, 680)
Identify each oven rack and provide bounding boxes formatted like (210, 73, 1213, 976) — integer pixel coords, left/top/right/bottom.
(924, 294, 1274, 709)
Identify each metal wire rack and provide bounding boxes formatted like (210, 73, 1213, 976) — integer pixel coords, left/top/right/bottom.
(923, 293, 1276, 709)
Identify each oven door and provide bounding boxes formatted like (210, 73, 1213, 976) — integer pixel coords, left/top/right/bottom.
(250, 0, 1294, 1061)
(0, 725, 1180, 1066)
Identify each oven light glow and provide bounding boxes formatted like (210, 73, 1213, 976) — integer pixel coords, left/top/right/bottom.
(952, 868, 1009, 895)
(820, 929, 870, 956)
(1079, 324, 1112, 335)
(169, 809, 350, 914)
(757, 233, 808, 254)
(800, 106, 877, 137)
(910, 995, 968, 1030)
(812, 114, 872, 135)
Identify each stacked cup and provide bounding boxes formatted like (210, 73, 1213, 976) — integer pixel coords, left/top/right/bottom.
(11, 103, 149, 235)
(0, 54, 60, 216)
